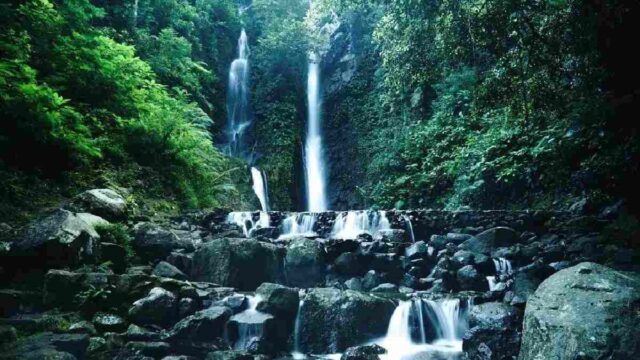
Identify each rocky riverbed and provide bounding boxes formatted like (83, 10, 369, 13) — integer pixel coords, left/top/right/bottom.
(0, 188, 638, 359)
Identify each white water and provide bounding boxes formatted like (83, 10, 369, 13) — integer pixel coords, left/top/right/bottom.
(226, 211, 270, 237)
(251, 167, 270, 212)
(375, 299, 467, 360)
(403, 214, 416, 242)
(487, 257, 513, 291)
(226, 29, 251, 158)
(278, 213, 318, 239)
(331, 210, 391, 239)
(292, 300, 305, 359)
(304, 58, 328, 212)
(231, 295, 270, 351)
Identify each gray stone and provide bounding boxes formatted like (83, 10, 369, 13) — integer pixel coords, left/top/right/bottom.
(519, 262, 640, 360)
(255, 283, 299, 318)
(167, 306, 232, 341)
(460, 227, 518, 255)
(128, 287, 177, 328)
(296, 288, 395, 353)
(69, 189, 127, 221)
(284, 238, 325, 287)
(92, 312, 127, 333)
(153, 261, 187, 280)
(371, 283, 398, 293)
(191, 238, 284, 291)
(405, 241, 430, 260)
(456, 265, 487, 291)
(132, 223, 193, 261)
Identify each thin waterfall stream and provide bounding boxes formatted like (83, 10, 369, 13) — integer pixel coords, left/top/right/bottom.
(305, 57, 328, 212)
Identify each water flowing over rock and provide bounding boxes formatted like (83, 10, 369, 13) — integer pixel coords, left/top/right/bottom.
(331, 211, 391, 239)
(305, 57, 329, 212)
(251, 167, 270, 212)
(226, 212, 270, 237)
(519, 262, 640, 360)
(278, 213, 318, 239)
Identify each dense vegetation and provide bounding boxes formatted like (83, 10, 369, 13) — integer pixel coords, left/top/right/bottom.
(0, 0, 243, 221)
(1, 0, 638, 216)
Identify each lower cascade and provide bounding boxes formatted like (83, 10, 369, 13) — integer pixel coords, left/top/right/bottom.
(374, 298, 469, 359)
(279, 213, 318, 239)
(487, 257, 513, 291)
(226, 211, 270, 237)
(251, 167, 270, 212)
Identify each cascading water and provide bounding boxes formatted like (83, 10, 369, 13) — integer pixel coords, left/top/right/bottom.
(487, 257, 513, 291)
(375, 298, 468, 359)
(229, 295, 271, 351)
(331, 210, 391, 239)
(292, 300, 305, 359)
(251, 167, 270, 212)
(304, 57, 328, 212)
(226, 29, 251, 158)
(403, 214, 416, 243)
(227, 211, 270, 237)
(278, 213, 318, 239)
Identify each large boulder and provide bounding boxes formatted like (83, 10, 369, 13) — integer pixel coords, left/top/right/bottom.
(153, 261, 187, 281)
(0, 332, 89, 360)
(456, 265, 488, 292)
(255, 283, 299, 319)
(460, 227, 518, 255)
(518, 262, 640, 360)
(191, 238, 284, 291)
(341, 344, 386, 360)
(166, 306, 232, 341)
(296, 288, 395, 353)
(128, 287, 178, 328)
(132, 223, 194, 261)
(463, 302, 522, 360)
(69, 189, 127, 221)
(284, 238, 325, 287)
(12, 209, 108, 267)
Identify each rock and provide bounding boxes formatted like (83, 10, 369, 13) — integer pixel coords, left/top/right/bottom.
(255, 283, 299, 318)
(217, 294, 248, 314)
(68, 321, 97, 336)
(132, 223, 194, 261)
(250, 226, 280, 239)
(128, 287, 178, 328)
(87, 336, 107, 355)
(191, 238, 284, 291)
(101, 242, 127, 273)
(296, 288, 395, 353)
(345, 278, 364, 291)
(284, 238, 325, 287)
(333, 252, 364, 276)
(405, 241, 430, 260)
(226, 309, 277, 354)
(371, 283, 398, 293)
(362, 271, 384, 291)
(92, 312, 127, 333)
(446, 233, 472, 244)
(69, 189, 127, 221)
(462, 302, 523, 360)
(451, 250, 475, 269)
(1, 332, 89, 360)
(510, 262, 554, 305)
(0, 325, 17, 346)
(126, 324, 160, 341)
(205, 351, 253, 360)
(153, 261, 187, 280)
(456, 265, 487, 291)
(341, 344, 386, 360)
(178, 297, 198, 318)
(166, 252, 193, 275)
(12, 209, 108, 267)
(125, 341, 171, 358)
(167, 306, 232, 341)
(373, 229, 406, 242)
(460, 227, 518, 255)
(519, 262, 640, 360)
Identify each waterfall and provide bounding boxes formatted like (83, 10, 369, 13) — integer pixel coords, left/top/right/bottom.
(251, 167, 270, 212)
(403, 214, 416, 242)
(133, 0, 138, 25)
(226, 29, 251, 158)
(487, 257, 512, 291)
(231, 295, 270, 351)
(292, 300, 305, 359)
(330, 210, 391, 239)
(304, 58, 328, 212)
(278, 213, 318, 239)
(227, 211, 270, 237)
(376, 298, 468, 359)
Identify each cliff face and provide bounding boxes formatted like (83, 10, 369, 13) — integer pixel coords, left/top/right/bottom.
(319, 8, 384, 210)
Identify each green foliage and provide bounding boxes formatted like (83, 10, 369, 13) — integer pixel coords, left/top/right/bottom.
(0, 0, 238, 213)
(95, 223, 134, 258)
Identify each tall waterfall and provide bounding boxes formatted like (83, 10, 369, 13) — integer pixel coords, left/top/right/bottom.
(376, 298, 468, 359)
(226, 29, 251, 158)
(251, 167, 270, 212)
(304, 58, 328, 212)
